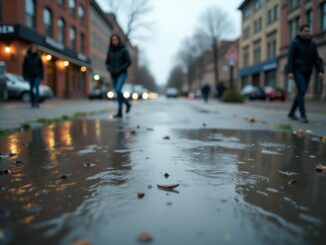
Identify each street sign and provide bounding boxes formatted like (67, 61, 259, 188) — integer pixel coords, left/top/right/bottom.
(225, 45, 239, 64)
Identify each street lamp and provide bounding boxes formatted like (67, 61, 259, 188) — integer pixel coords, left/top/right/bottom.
(94, 74, 100, 81)
(4, 46, 11, 54)
(81, 66, 87, 72)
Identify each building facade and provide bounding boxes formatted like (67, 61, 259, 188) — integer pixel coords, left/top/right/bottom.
(90, 0, 113, 89)
(0, 0, 91, 98)
(238, 0, 281, 89)
(279, 0, 326, 100)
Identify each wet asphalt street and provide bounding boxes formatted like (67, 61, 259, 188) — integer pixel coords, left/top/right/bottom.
(0, 98, 326, 245)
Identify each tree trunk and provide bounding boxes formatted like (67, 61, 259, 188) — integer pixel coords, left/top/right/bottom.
(213, 39, 219, 88)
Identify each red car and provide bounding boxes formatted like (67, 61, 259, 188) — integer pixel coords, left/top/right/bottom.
(264, 86, 286, 101)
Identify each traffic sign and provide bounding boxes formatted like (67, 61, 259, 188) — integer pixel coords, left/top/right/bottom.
(225, 45, 239, 63)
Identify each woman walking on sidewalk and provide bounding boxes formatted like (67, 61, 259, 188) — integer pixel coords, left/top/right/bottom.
(22, 45, 44, 108)
(105, 34, 132, 118)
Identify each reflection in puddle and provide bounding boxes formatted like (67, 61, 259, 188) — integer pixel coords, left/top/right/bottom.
(0, 123, 325, 245)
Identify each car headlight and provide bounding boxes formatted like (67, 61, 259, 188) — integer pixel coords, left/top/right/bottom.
(142, 92, 149, 100)
(132, 93, 139, 100)
(123, 91, 130, 99)
(107, 91, 114, 99)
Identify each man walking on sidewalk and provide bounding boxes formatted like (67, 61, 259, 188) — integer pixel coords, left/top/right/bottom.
(287, 24, 324, 123)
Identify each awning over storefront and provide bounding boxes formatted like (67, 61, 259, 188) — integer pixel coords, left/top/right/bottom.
(239, 58, 277, 77)
(0, 24, 91, 67)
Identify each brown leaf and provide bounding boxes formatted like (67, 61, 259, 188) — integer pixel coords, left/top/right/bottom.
(137, 192, 145, 199)
(315, 164, 326, 173)
(138, 232, 153, 243)
(163, 136, 170, 140)
(71, 240, 93, 245)
(157, 184, 179, 190)
(246, 117, 255, 123)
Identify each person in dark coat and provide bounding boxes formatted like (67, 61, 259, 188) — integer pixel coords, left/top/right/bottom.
(22, 45, 44, 108)
(287, 24, 324, 123)
(201, 82, 211, 103)
(105, 34, 132, 118)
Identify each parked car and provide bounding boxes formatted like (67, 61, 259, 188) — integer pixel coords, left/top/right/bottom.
(89, 85, 109, 100)
(0, 73, 53, 102)
(165, 87, 179, 98)
(241, 85, 266, 100)
(264, 86, 286, 101)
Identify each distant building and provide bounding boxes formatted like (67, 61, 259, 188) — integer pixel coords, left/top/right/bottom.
(279, 0, 326, 100)
(0, 0, 92, 98)
(238, 0, 280, 89)
(90, 0, 114, 89)
(202, 39, 240, 92)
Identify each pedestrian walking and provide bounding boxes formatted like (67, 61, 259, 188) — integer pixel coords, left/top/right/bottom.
(201, 83, 211, 103)
(216, 82, 226, 99)
(105, 34, 132, 118)
(287, 24, 324, 123)
(22, 45, 44, 108)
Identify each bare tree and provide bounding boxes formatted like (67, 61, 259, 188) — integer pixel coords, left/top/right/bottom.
(198, 6, 233, 87)
(106, 0, 154, 42)
(167, 65, 186, 91)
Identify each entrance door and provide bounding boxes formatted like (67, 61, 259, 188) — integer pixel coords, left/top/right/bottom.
(252, 73, 260, 86)
(46, 59, 57, 96)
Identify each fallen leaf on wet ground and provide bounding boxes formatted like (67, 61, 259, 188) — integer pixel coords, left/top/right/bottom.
(138, 232, 153, 243)
(315, 164, 326, 173)
(288, 179, 298, 185)
(267, 123, 274, 129)
(157, 184, 179, 190)
(146, 128, 154, 131)
(130, 130, 136, 135)
(59, 174, 71, 180)
(246, 117, 255, 123)
(71, 240, 93, 245)
(163, 136, 170, 140)
(292, 130, 305, 137)
(164, 173, 170, 178)
(137, 192, 145, 199)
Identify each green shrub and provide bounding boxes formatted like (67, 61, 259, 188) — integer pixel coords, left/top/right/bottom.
(221, 90, 244, 103)
(21, 123, 31, 130)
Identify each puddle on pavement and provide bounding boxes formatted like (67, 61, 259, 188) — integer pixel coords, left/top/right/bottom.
(0, 119, 325, 245)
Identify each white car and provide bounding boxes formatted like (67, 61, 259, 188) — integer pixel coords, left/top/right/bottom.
(0, 73, 53, 102)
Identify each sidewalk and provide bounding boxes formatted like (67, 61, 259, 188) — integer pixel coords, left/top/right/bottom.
(191, 99, 326, 137)
(0, 99, 116, 130)
(246, 100, 326, 114)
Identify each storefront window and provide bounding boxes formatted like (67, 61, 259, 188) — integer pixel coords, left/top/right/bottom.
(25, 0, 36, 29)
(43, 8, 53, 37)
(58, 18, 65, 44)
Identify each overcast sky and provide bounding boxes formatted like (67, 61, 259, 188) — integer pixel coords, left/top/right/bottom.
(98, 0, 243, 85)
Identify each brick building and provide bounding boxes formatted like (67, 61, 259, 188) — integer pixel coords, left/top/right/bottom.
(0, 0, 91, 98)
(279, 0, 326, 100)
